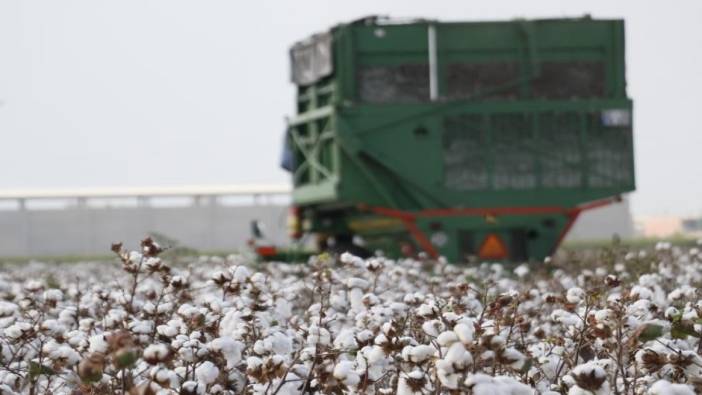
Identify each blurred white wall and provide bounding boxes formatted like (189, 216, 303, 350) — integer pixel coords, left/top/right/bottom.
(566, 196, 635, 242)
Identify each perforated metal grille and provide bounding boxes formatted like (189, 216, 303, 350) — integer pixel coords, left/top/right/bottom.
(538, 113, 583, 188)
(442, 110, 631, 192)
(532, 61, 605, 99)
(491, 114, 537, 190)
(446, 62, 520, 100)
(358, 64, 429, 103)
(442, 115, 489, 190)
(586, 113, 633, 187)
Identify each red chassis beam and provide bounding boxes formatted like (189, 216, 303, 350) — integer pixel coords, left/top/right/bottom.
(358, 196, 622, 260)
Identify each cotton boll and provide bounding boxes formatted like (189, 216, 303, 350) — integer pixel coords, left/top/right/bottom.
(514, 264, 530, 278)
(356, 347, 386, 381)
(179, 339, 204, 363)
(362, 293, 380, 307)
(389, 302, 408, 314)
(499, 347, 526, 370)
(593, 309, 614, 325)
(4, 322, 32, 340)
(307, 325, 331, 347)
(367, 345, 387, 365)
(465, 373, 533, 395)
(128, 251, 143, 265)
(195, 361, 219, 385)
(381, 322, 395, 336)
(142, 302, 156, 315)
(437, 331, 459, 347)
(655, 242, 672, 251)
(209, 337, 243, 368)
(333, 328, 358, 350)
(340, 252, 364, 268)
(664, 307, 680, 320)
(485, 334, 506, 350)
(648, 380, 695, 395)
(88, 334, 109, 354)
(397, 370, 428, 395)
(674, 350, 702, 379)
(551, 309, 581, 327)
(24, 280, 43, 292)
(40, 319, 67, 336)
(439, 312, 460, 326)
(374, 333, 389, 346)
(568, 361, 609, 395)
(219, 309, 246, 338)
(0, 301, 18, 318)
(58, 307, 78, 325)
(151, 366, 180, 389)
(631, 286, 654, 300)
(454, 323, 474, 344)
(267, 332, 293, 355)
(181, 381, 205, 395)
(156, 320, 182, 338)
(66, 330, 88, 349)
(566, 287, 585, 304)
(397, 376, 419, 395)
(682, 307, 698, 322)
(435, 360, 459, 389)
(275, 298, 293, 320)
(211, 270, 232, 285)
(347, 277, 370, 290)
(246, 356, 263, 372)
(43, 289, 64, 302)
(403, 293, 425, 305)
(422, 320, 444, 337)
(253, 340, 266, 355)
(0, 372, 20, 389)
(365, 258, 383, 271)
(229, 265, 251, 283)
(402, 345, 436, 363)
(356, 330, 374, 345)
(250, 272, 266, 286)
(416, 303, 438, 317)
(348, 288, 365, 311)
(129, 320, 154, 335)
(49, 345, 81, 366)
(333, 360, 360, 386)
(445, 342, 472, 369)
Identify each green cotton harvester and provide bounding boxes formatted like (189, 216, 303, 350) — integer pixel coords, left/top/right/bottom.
(280, 16, 635, 262)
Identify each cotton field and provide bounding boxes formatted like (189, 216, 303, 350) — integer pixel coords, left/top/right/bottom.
(0, 239, 701, 394)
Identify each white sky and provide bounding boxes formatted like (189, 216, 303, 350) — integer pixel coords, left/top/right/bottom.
(0, 0, 700, 217)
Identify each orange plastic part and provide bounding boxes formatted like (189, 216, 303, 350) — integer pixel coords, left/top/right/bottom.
(256, 246, 278, 257)
(478, 234, 508, 260)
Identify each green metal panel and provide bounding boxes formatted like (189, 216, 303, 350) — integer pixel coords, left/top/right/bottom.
(285, 16, 634, 261)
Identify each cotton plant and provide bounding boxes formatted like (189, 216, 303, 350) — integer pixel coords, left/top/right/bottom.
(0, 238, 701, 393)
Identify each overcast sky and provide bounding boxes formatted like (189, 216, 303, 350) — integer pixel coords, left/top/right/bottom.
(0, 0, 700, 217)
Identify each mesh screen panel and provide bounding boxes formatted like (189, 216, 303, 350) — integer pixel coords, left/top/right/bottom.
(442, 115, 489, 190)
(446, 62, 520, 100)
(538, 113, 583, 188)
(586, 113, 633, 187)
(358, 64, 429, 103)
(442, 110, 631, 192)
(532, 61, 605, 99)
(491, 114, 537, 190)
